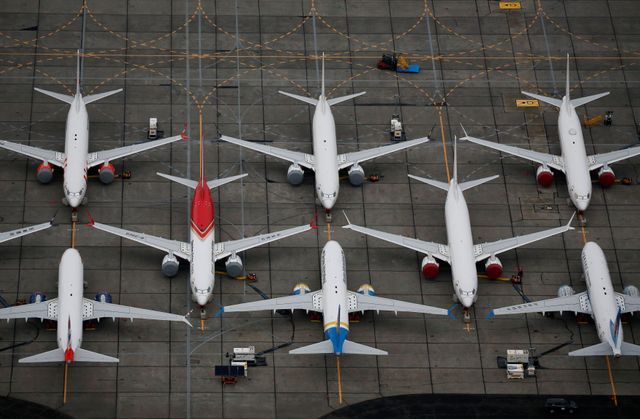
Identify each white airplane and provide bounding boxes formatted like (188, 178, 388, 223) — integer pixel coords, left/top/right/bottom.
(220, 54, 430, 214)
(0, 50, 185, 208)
(461, 54, 640, 212)
(491, 242, 640, 357)
(90, 132, 312, 308)
(0, 248, 190, 363)
(223, 240, 449, 355)
(342, 139, 575, 316)
(0, 220, 52, 245)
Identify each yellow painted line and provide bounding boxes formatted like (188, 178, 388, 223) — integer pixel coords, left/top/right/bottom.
(336, 356, 343, 404)
(437, 107, 451, 182)
(71, 220, 76, 249)
(605, 355, 618, 406)
(499, 1, 521, 9)
(327, 222, 331, 241)
(516, 99, 539, 108)
(63, 362, 69, 404)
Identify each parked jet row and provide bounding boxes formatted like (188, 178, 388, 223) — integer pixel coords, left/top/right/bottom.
(491, 242, 640, 357)
(0, 51, 185, 208)
(220, 54, 429, 214)
(461, 55, 640, 212)
(0, 248, 190, 363)
(343, 139, 575, 315)
(223, 240, 449, 355)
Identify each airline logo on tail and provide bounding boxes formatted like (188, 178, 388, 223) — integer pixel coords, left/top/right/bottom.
(610, 309, 622, 346)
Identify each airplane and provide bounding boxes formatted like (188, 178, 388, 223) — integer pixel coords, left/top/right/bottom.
(342, 138, 575, 319)
(222, 240, 449, 355)
(0, 248, 190, 363)
(490, 241, 640, 357)
(90, 121, 313, 310)
(0, 220, 52, 245)
(461, 54, 640, 212)
(0, 50, 186, 208)
(220, 53, 430, 216)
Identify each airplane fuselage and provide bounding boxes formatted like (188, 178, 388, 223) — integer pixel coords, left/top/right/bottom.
(312, 96, 340, 210)
(190, 181, 216, 307)
(56, 248, 85, 363)
(558, 99, 592, 211)
(321, 241, 350, 354)
(63, 94, 90, 208)
(582, 242, 622, 356)
(444, 181, 478, 308)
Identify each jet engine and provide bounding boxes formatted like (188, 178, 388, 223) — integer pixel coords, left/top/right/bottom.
(623, 285, 639, 298)
(557, 284, 575, 297)
(484, 256, 503, 279)
(95, 292, 113, 303)
(36, 162, 54, 184)
(421, 255, 440, 279)
(29, 291, 46, 304)
(225, 253, 244, 278)
(357, 284, 376, 296)
(287, 163, 304, 185)
(348, 164, 365, 186)
(536, 165, 554, 187)
(598, 166, 615, 188)
(161, 253, 180, 277)
(293, 283, 311, 295)
(98, 163, 116, 184)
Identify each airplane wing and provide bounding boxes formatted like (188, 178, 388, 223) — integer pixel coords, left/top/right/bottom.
(87, 134, 184, 168)
(0, 298, 58, 321)
(337, 137, 430, 170)
(213, 224, 311, 261)
(460, 134, 564, 172)
(0, 140, 65, 167)
(587, 145, 640, 171)
(83, 299, 191, 326)
(492, 291, 591, 316)
(474, 215, 575, 262)
(348, 292, 448, 315)
(618, 293, 640, 313)
(91, 222, 191, 261)
(220, 135, 315, 170)
(342, 222, 450, 263)
(223, 291, 322, 313)
(0, 221, 52, 244)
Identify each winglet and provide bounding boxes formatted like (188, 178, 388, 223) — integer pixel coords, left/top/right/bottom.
(310, 212, 319, 230)
(485, 308, 495, 321)
(459, 123, 469, 139)
(85, 208, 95, 227)
(342, 211, 351, 226)
(448, 304, 458, 320)
(183, 317, 194, 327)
(567, 211, 576, 230)
(181, 123, 189, 140)
(565, 53, 571, 100)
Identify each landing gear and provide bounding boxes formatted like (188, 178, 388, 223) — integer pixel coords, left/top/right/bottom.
(199, 307, 207, 331)
(71, 209, 78, 223)
(325, 209, 332, 223)
(463, 307, 471, 324)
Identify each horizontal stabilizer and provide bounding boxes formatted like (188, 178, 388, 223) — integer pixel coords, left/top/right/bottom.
(156, 172, 197, 189)
(458, 175, 500, 192)
(73, 347, 119, 363)
(621, 341, 640, 356)
(521, 91, 562, 108)
(207, 173, 248, 190)
(289, 340, 334, 355)
(278, 91, 318, 106)
(408, 174, 449, 191)
(83, 88, 123, 105)
(34, 88, 74, 105)
(327, 91, 366, 106)
(19, 348, 65, 363)
(341, 340, 387, 356)
(570, 92, 610, 108)
(569, 342, 612, 357)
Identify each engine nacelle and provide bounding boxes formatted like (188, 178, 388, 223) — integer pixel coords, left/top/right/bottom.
(598, 166, 615, 188)
(557, 284, 575, 298)
(29, 291, 46, 304)
(536, 165, 554, 187)
(357, 284, 376, 296)
(348, 164, 365, 186)
(225, 254, 244, 278)
(484, 256, 503, 279)
(624, 285, 639, 298)
(287, 163, 304, 185)
(293, 283, 311, 295)
(161, 253, 180, 277)
(36, 162, 53, 184)
(98, 163, 116, 184)
(95, 292, 113, 303)
(421, 256, 440, 279)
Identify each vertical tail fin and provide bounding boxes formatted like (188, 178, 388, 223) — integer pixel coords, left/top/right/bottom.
(565, 53, 570, 101)
(321, 52, 325, 97)
(76, 49, 81, 95)
(452, 136, 458, 182)
(199, 113, 205, 184)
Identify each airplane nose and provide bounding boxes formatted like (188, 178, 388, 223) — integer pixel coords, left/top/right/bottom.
(68, 197, 81, 208)
(321, 197, 336, 210)
(461, 297, 474, 308)
(575, 199, 589, 212)
(195, 294, 209, 307)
